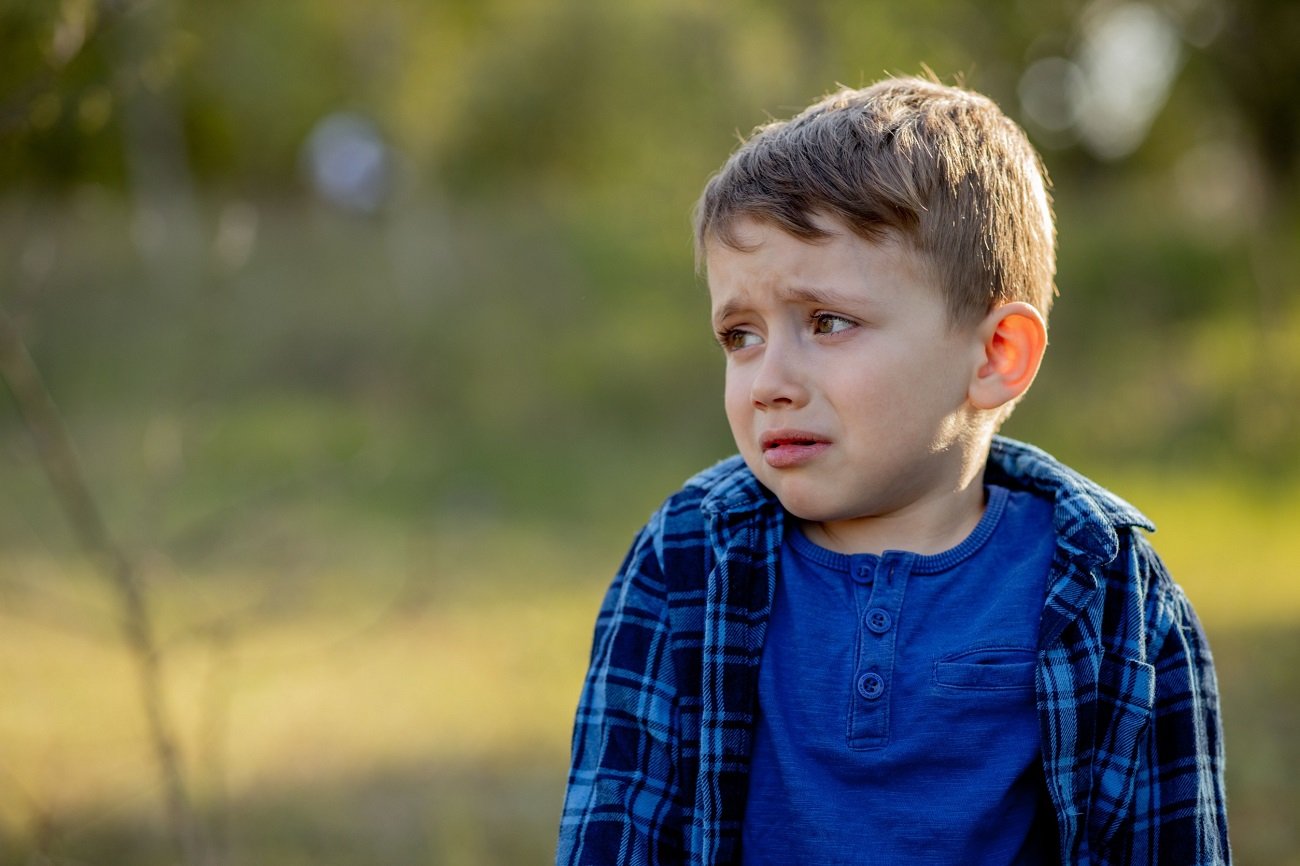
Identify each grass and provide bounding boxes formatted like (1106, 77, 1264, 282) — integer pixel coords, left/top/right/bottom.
(1, 472, 1298, 864)
(0, 522, 602, 864)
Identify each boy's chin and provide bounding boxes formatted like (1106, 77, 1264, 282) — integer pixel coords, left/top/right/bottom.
(769, 490, 852, 526)
(741, 455, 870, 522)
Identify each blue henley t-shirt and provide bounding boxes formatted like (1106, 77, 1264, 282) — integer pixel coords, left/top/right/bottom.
(740, 484, 1059, 865)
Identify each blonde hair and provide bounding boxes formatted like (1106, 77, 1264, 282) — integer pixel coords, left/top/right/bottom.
(695, 76, 1057, 326)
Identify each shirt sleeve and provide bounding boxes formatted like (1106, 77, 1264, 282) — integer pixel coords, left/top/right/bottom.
(1123, 536, 1232, 865)
(557, 511, 689, 866)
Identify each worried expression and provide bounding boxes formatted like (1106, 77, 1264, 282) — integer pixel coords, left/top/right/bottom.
(707, 215, 992, 549)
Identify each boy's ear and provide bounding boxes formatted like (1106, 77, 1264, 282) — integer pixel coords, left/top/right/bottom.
(968, 302, 1047, 411)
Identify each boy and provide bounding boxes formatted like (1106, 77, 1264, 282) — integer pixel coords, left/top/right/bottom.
(558, 77, 1229, 865)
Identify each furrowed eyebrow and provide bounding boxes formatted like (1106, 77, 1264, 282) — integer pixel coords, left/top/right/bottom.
(712, 285, 864, 328)
(711, 299, 747, 328)
(784, 286, 861, 310)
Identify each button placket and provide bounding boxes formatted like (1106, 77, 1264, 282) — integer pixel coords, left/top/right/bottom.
(847, 554, 912, 749)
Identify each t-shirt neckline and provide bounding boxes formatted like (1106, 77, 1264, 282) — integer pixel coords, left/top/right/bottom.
(786, 484, 1011, 576)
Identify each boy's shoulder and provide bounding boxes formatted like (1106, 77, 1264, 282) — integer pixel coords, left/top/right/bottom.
(988, 437, 1166, 594)
(987, 437, 1153, 534)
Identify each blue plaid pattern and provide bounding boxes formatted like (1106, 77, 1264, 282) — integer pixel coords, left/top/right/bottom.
(558, 437, 1230, 865)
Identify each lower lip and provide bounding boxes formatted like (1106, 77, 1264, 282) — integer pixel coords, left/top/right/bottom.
(763, 442, 830, 468)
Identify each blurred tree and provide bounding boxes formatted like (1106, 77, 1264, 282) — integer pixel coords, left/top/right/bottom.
(6, 0, 1293, 212)
(0, 0, 127, 188)
(1206, 0, 1300, 196)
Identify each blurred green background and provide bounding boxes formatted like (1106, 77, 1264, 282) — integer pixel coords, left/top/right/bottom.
(1, 0, 1298, 863)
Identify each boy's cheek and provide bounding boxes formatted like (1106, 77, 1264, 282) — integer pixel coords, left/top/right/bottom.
(725, 408, 758, 457)
(722, 387, 748, 428)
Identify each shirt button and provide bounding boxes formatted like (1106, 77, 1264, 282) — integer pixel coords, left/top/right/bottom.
(856, 671, 885, 700)
(865, 608, 892, 634)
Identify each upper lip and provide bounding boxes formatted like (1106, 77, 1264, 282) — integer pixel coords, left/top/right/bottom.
(760, 429, 831, 450)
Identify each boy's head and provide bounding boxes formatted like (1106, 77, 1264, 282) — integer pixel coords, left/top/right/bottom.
(695, 76, 1056, 327)
(698, 77, 1054, 553)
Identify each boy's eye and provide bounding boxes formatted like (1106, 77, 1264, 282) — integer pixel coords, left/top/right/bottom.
(812, 313, 855, 335)
(718, 329, 762, 351)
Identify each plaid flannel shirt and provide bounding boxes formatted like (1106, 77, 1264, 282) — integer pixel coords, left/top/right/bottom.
(558, 437, 1230, 865)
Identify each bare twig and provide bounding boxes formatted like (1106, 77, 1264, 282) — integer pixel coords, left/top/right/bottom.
(0, 307, 201, 864)
(196, 623, 236, 866)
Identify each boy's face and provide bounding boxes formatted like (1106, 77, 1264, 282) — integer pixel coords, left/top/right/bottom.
(707, 215, 989, 546)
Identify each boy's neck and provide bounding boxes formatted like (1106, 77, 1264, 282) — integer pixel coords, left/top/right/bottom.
(800, 464, 989, 557)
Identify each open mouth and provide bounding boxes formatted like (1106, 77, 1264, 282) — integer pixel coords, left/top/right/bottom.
(761, 430, 829, 450)
(759, 431, 831, 467)
(764, 437, 821, 450)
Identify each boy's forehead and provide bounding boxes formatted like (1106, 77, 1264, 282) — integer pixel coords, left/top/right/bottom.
(706, 215, 834, 284)
(705, 215, 919, 287)
(705, 212, 921, 266)
(706, 223, 821, 309)
(710, 211, 846, 248)
(712, 214, 783, 248)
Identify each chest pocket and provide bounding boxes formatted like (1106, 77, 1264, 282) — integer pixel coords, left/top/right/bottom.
(934, 646, 1038, 691)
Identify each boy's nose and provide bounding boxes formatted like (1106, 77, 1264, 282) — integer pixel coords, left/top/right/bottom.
(749, 343, 810, 409)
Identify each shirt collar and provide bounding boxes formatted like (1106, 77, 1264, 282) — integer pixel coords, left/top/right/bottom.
(986, 436, 1154, 568)
(695, 438, 1153, 560)
(697, 455, 774, 518)
(987, 437, 1153, 529)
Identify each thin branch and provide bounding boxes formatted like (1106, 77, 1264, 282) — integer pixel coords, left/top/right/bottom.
(0, 306, 202, 864)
